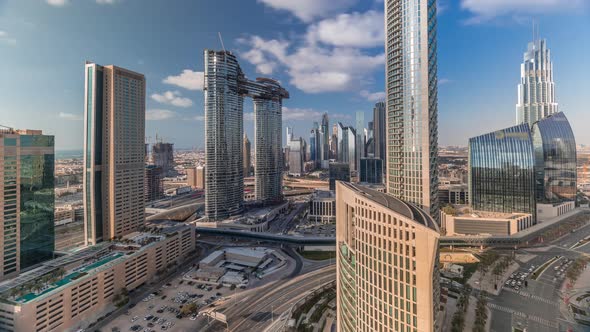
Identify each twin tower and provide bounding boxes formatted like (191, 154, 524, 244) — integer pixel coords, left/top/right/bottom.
(204, 50, 289, 221)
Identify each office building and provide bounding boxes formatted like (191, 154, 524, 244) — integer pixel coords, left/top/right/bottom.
(310, 128, 318, 165)
(0, 223, 195, 332)
(442, 210, 534, 237)
(531, 112, 576, 203)
(321, 113, 330, 162)
(204, 50, 288, 217)
(469, 124, 536, 215)
(516, 38, 558, 125)
(438, 184, 469, 205)
(531, 112, 577, 219)
(385, 0, 439, 220)
(152, 142, 174, 176)
(336, 182, 440, 332)
(309, 190, 336, 224)
(83, 62, 146, 245)
(359, 157, 383, 184)
(355, 111, 365, 172)
(288, 137, 304, 176)
(336, 123, 357, 172)
(145, 165, 163, 202)
(373, 101, 386, 165)
(243, 134, 251, 177)
(0, 128, 55, 280)
(187, 165, 205, 190)
(329, 162, 350, 191)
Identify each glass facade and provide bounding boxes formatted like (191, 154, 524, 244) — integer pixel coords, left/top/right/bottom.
(329, 162, 350, 191)
(386, 0, 439, 220)
(531, 112, 577, 203)
(469, 124, 536, 215)
(19, 135, 55, 269)
(360, 158, 383, 184)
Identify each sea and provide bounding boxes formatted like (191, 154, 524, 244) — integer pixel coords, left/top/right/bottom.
(55, 150, 83, 160)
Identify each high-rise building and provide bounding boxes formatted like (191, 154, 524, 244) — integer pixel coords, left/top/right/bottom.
(145, 165, 164, 202)
(469, 124, 536, 215)
(243, 134, 251, 177)
(516, 38, 558, 125)
(84, 63, 146, 245)
(328, 162, 350, 191)
(288, 137, 304, 176)
(530, 112, 576, 203)
(336, 123, 357, 171)
(252, 78, 288, 203)
(286, 126, 293, 145)
(0, 128, 55, 280)
(152, 142, 174, 176)
(204, 50, 288, 215)
(310, 129, 318, 163)
(321, 113, 330, 161)
(355, 111, 365, 172)
(336, 182, 440, 332)
(360, 157, 383, 184)
(386, 0, 439, 220)
(373, 101, 386, 165)
(187, 165, 206, 190)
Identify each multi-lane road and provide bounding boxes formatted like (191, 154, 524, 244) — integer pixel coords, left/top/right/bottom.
(195, 264, 336, 332)
(487, 221, 590, 332)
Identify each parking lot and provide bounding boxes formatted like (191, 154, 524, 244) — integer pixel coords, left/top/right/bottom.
(103, 277, 234, 332)
(292, 219, 335, 237)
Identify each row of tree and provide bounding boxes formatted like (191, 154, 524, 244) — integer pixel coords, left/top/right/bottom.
(450, 286, 472, 332)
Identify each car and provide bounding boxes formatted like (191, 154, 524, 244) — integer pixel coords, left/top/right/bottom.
(161, 295, 167, 300)
(156, 310, 164, 314)
(131, 316, 139, 322)
(190, 314, 197, 321)
(176, 315, 183, 319)
(515, 286, 520, 291)
(517, 281, 522, 286)
(147, 323, 154, 328)
(161, 326, 167, 331)
(505, 280, 511, 286)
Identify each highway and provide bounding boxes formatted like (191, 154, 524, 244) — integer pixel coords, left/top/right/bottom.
(195, 264, 336, 332)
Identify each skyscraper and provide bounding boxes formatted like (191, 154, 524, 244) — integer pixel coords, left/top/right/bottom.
(84, 63, 146, 245)
(288, 137, 304, 176)
(204, 50, 288, 215)
(373, 101, 386, 164)
(516, 38, 558, 125)
(336, 182, 440, 332)
(385, 0, 439, 220)
(321, 113, 330, 162)
(359, 157, 383, 184)
(329, 162, 350, 191)
(145, 165, 164, 202)
(0, 128, 55, 280)
(152, 142, 174, 176)
(355, 111, 365, 172)
(243, 134, 251, 177)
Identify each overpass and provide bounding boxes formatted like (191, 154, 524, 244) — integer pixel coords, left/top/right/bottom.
(196, 227, 335, 245)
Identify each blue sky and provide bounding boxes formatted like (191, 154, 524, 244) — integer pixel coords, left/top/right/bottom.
(0, 0, 589, 150)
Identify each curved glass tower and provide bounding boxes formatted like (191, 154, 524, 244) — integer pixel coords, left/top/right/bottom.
(469, 124, 536, 215)
(531, 112, 577, 203)
(516, 39, 558, 125)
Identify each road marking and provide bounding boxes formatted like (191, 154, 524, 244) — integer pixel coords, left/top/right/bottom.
(501, 287, 558, 306)
(487, 303, 558, 328)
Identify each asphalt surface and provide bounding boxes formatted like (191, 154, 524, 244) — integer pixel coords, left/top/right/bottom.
(486, 221, 590, 332)
(195, 264, 336, 332)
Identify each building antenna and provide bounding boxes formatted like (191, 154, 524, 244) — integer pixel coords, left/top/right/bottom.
(218, 32, 226, 53)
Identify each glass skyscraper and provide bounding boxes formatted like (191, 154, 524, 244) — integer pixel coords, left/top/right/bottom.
(531, 112, 577, 203)
(516, 39, 558, 125)
(205, 50, 288, 213)
(386, 0, 439, 220)
(0, 129, 54, 280)
(359, 157, 383, 184)
(469, 124, 536, 215)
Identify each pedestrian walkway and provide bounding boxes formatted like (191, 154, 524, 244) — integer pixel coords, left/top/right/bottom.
(487, 303, 558, 329)
(501, 287, 558, 306)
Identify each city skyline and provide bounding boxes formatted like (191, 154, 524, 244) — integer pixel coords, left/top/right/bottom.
(1, 0, 589, 150)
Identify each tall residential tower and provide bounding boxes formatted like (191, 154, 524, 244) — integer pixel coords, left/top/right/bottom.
(83, 63, 146, 245)
(385, 0, 439, 220)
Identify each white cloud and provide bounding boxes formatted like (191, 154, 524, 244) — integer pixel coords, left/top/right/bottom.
(146, 109, 177, 121)
(360, 90, 386, 102)
(46, 0, 68, 6)
(247, 107, 350, 121)
(163, 70, 204, 91)
(151, 91, 193, 108)
(238, 36, 384, 93)
(461, 0, 587, 24)
(257, 0, 357, 22)
(307, 11, 384, 48)
(438, 78, 453, 85)
(96, 0, 117, 4)
(0, 31, 15, 45)
(192, 115, 205, 121)
(58, 112, 82, 121)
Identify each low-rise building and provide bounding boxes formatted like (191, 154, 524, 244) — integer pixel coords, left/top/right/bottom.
(0, 224, 195, 332)
(441, 207, 534, 236)
(309, 190, 336, 224)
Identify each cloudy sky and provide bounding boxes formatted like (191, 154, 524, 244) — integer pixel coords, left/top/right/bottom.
(0, 0, 589, 150)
